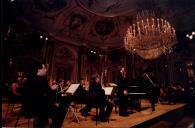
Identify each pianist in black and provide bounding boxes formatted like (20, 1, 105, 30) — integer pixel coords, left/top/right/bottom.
(79, 74, 113, 121)
(117, 67, 129, 116)
(132, 68, 160, 111)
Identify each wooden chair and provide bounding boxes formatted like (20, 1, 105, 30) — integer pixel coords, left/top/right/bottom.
(4, 94, 22, 124)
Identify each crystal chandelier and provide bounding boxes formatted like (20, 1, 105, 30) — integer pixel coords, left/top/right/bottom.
(124, 11, 177, 59)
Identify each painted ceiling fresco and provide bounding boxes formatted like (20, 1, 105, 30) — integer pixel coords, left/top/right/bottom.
(7, 0, 195, 48)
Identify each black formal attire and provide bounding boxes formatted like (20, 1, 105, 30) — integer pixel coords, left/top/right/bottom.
(117, 74, 129, 116)
(134, 75, 159, 111)
(166, 85, 177, 104)
(22, 75, 49, 127)
(145, 75, 159, 111)
(74, 84, 88, 104)
(80, 82, 113, 120)
(23, 74, 66, 127)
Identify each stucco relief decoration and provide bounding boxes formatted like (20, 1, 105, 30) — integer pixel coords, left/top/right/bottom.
(77, 0, 138, 17)
(58, 12, 87, 39)
(95, 20, 115, 36)
(69, 14, 87, 30)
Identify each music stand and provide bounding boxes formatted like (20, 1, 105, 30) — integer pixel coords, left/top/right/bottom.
(63, 84, 80, 123)
(55, 87, 67, 102)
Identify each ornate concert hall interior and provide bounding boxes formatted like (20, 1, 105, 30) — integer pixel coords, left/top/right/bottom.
(2, 0, 195, 128)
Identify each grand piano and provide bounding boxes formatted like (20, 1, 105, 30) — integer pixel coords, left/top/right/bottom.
(128, 85, 147, 111)
(128, 75, 160, 111)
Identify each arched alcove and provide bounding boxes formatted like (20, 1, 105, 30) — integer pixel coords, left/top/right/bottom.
(51, 45, 78, 82)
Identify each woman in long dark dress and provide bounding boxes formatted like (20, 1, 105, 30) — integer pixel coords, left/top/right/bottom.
(117, 67, 129, 116)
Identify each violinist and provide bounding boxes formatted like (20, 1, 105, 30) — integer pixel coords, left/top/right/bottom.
(79, 74, 113, 122)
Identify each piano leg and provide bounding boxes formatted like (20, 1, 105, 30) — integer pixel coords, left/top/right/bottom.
(129, 97, 141, 111)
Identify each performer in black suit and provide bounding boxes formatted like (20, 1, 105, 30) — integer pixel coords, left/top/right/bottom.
(22, 62, 66, 127)
(80, 74, 113, 121)
(22, 63, 50, 127)
(117, 67, 129, 116)
(139, 69, 160, 111)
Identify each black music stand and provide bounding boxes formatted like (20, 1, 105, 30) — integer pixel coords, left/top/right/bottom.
(63, 84, 80, 123)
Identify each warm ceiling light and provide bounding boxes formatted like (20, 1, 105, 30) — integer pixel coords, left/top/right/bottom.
(186, 31, 195, 39)
(189, 35, 193, 40)
(124, 10, 177, 59)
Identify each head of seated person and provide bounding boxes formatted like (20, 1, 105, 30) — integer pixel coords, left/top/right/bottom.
(66, 80, 72, 87)
(11, 76, 25, 97)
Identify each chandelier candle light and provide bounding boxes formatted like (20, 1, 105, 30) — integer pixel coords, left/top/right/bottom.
(124, 11, 177, 59)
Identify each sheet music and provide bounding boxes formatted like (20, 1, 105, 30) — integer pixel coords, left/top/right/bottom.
(66, 84, 80, 94)
(103, 87, 113, 95)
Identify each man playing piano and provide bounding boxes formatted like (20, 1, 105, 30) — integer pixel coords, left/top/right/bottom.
(134, 68, 160, 111)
